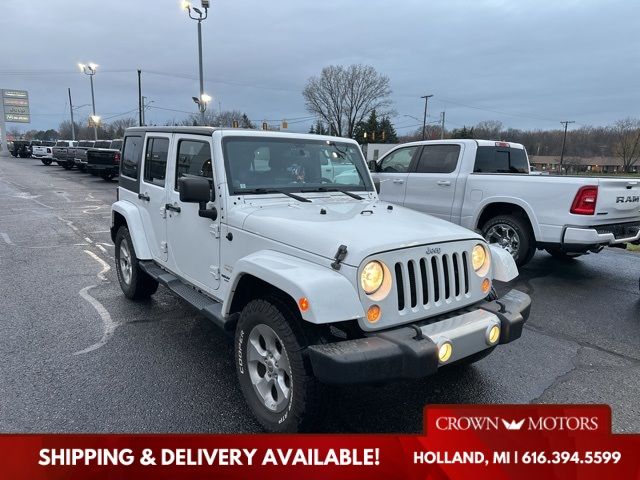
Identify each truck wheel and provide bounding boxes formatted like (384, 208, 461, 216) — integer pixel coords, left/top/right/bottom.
(235, 298, 322, 433)
(62, 162, 74, 170)
(545, 248, 584, 260)
(41, 159, 52, 166)
(482, 215, 535, 267)
(115, 226, 158, 300)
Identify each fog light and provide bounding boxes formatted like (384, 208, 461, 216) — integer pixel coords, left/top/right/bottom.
(482, 278, 491, 294)
(488, 325, 500, 344)
(438, 342, 453, 362)
(367, 305, 381, 323)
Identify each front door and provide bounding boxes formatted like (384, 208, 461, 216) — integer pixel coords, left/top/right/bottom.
(139, 134, 170, 262)
(165, 134, 220, 293)
(373, 145, 419, 205)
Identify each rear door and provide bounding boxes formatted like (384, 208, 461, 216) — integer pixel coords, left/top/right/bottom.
(138, 134, 170, 262)
(372, 145, 419, 205)
(403, 144, 463, 220)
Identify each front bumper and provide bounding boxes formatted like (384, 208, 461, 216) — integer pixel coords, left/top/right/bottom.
(307, 289, 530, 384)
(563, 221, 640, 246)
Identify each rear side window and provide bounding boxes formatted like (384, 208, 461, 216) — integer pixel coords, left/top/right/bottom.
(143, 138, 170, 186)
(121, 136, 143, 179)
(110, 140, 123, 151)
(379, 146, 417, 173)
(94, 141, 111, 148)
(415, 145, 461, 173)
(474, 146, 528, 173)
(175, 140, 212, 189)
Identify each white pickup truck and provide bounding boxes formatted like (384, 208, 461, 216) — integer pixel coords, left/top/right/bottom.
(371, 140, 640, 266)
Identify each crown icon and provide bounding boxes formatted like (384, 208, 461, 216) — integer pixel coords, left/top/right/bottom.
(501, 419, 525, 430)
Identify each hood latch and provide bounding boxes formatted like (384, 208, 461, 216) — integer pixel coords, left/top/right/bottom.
(331, 245, 348, 270)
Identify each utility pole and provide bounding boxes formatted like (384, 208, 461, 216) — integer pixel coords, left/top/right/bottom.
(79, 63, 98, 140)
(559, 120, 575, 170)
(141, 96, 147, 126)
(421, 94, 433, 140)
(137, 69, 143, 126)
(68, 88, 76, 141)
(440, 111, 446, 140)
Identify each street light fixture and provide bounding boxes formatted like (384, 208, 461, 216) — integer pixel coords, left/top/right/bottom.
(79, 62, 99, 140)
(181, 0, 209, 125)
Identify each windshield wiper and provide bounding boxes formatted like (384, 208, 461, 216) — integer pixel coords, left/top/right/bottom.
(302, 187, 364, 200)
(245, 188, 311, 203)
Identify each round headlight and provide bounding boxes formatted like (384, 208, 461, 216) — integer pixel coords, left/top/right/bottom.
(472, 244, 489, 274)
(361, 261, 384, 295)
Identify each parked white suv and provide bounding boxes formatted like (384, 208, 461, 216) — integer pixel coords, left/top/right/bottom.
(371, 140, 640, 266)
(110, 127, 530, 432)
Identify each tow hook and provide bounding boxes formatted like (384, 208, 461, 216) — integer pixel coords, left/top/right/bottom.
(409, 324, 424, 340)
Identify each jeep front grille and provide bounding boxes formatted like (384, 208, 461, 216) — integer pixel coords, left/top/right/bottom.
(394, 252, 470, 312)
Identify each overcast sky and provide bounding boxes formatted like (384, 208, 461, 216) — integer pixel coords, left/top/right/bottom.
(2, 0, 639, 135)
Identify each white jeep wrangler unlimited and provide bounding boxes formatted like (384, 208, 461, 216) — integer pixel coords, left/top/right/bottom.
(111, 127, 531, 432)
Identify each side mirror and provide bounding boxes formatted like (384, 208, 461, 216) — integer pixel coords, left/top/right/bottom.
(178, 176, 211, 203)
(368, 160, 378, 172)
(374, 179, 381, 194)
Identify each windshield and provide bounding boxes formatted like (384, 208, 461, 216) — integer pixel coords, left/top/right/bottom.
(222, 137, 372, 195)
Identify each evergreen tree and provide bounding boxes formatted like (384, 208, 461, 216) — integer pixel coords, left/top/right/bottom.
(240, 113, 255, 129)
(379, 116, 398, 143)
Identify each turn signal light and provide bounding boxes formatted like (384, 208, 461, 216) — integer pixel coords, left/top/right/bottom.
(570, 186, 598, 215)
(482, 278, 491, 294)
(298, 297, 309, 312)
(367, 305, 381, 323)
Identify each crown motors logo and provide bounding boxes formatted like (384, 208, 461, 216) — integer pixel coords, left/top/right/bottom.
(435, 415, 598, 432)
(501, 419, 525, 431)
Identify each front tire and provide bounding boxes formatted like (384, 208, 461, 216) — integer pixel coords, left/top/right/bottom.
(62, 161, 74, 170)
(41, 159, 52, 166)
(482, 214, 535, 267)
(115, 226, 158, 300)
(235, 298, 322, 433)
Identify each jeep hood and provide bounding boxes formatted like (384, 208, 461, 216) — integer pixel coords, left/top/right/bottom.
(236, 200, 483, 266)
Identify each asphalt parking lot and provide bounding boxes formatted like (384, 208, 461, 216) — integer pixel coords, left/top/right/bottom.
(1, 156, 639, 434)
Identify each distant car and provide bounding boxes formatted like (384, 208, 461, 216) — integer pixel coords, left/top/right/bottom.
(86, 139, 122, 180)
(10, 140, 31, 158)
(32, 141, 57, 165)
(73, 140, 111, 171)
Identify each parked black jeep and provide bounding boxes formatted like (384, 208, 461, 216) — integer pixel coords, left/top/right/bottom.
(10, 140, 31, 158)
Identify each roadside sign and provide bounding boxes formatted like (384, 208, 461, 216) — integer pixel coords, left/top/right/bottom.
(2, 89, 30, 123)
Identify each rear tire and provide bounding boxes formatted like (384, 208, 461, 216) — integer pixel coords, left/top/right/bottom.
(62, 161, 74, 170)
(545, 248, 584, 260)
(41, 159, 52, 166)
(482, 214, 535, 267)
(115, 226, 158, 300)
(235, 298, 322, 433)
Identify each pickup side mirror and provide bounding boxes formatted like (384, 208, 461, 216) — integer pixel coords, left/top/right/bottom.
(368, 160, 379, 172)
(178, 176, 211, 203)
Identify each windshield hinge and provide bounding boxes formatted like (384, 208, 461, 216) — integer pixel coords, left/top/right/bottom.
(331, 244, 348, 270)
(210, 266, 220, 280)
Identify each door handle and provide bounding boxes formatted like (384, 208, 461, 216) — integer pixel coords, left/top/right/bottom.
(165, 203, 181, 213)
(138, 193, 150, 201)
(437, 180, 451, 186)
(393, 179, 405, 184)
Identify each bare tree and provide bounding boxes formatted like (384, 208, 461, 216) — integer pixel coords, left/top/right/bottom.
(109, 117, 137, 137)
(303, 64, 392, 138)
(474, 120, 503, 139)
(612, 118, 640, 173)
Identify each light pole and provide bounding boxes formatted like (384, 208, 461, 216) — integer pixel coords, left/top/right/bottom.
(421, 94, 433, 140)
(78, 63, 98, 140)
(182, 0, 210, 125)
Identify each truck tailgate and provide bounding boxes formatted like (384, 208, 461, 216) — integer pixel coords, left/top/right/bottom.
(595, 178, 640, 220)
(87, 150, 116, 165)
